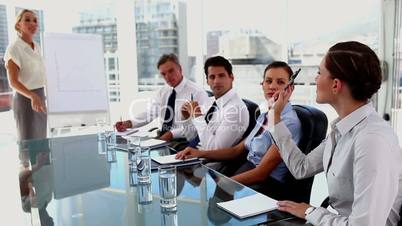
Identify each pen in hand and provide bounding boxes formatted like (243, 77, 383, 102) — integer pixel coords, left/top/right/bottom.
(191, 93, 194, 101)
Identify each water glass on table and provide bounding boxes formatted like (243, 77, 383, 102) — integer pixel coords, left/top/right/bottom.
(104, 130, 116, 162)
(105, 130, 116, 150)
(106, 148, 117, 163)
(128, 146, 142, 186)
(160, 206, 178, 226)
(158, 165, 177, 208)
(98, 139, 107, 155)
(95, 117, 107, 141)
(126, 136, 141, 176)
(137, 147, 151, 184)
(137, 182, 153, 205)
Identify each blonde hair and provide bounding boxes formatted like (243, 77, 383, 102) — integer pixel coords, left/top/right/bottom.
(15, 9, 36, 33)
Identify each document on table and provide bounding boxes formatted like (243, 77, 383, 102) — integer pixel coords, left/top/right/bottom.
(116, 129, 139, 136)
(151, 154, 198, 165)
(217, 193, 278, 219)
(141, 138, 169, 149)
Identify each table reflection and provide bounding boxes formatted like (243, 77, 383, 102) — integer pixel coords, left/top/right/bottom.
(14, 134, 305, 226)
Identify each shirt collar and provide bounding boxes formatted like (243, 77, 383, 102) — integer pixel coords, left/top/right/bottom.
(17, 36, 37, 51)
(214, 88, 236, 108)
(282, 102, 293, 114)
(331, 102, 375, 136)
(171, 77, 186, 93)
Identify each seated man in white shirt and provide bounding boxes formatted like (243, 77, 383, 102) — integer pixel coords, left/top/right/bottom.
(115, 53, 209, 142)
(181, 56, 249, 150)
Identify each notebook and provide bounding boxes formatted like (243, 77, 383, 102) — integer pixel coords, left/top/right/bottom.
(217, 193, 278, 219)
(151, 154, 198, 165)
(141, 139, 169, 149)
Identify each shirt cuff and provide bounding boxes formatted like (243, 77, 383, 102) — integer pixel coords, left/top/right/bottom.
(170, 127, 183, 139)
(305, 207, 327, 225)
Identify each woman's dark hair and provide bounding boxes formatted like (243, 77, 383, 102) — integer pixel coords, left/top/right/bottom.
(325, 41, 382, 101)
(204, 56, 233, 78)
(263, 61, 293, 79)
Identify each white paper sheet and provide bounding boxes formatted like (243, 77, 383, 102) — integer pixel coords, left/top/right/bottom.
(141, 139, 168, 148)
(151, 154, 198, 165)
(217, 193, 278, 218)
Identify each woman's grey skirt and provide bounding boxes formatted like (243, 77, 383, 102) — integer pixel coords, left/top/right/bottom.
(12, 87, 47, 141)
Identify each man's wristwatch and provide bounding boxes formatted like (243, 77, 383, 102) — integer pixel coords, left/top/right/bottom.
(305, 206, 316, 216)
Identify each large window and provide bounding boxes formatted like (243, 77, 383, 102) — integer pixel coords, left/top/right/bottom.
(0, 58, 11, 112)
(194, 0, 380, 123)
(0, 0, 397, 135)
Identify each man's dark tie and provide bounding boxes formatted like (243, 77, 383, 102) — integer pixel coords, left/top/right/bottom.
(188, 101, 218, 147)
(204, 101, 218, 124)
(161, 89, 176, 135)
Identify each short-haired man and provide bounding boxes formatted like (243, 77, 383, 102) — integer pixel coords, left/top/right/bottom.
(181, 56, 249, 149)
(116, 53, 209, 141)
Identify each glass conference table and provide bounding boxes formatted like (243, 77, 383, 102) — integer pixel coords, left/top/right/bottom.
(17, 134, 309, 226)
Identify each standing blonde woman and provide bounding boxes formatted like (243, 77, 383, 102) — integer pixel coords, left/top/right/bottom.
(272, 41, 402, 225)
(4, 9, 47, 141)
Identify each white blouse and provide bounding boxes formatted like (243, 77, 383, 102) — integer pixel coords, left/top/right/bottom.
(4, 37, 46, 90)
(272, 102, 402, 226)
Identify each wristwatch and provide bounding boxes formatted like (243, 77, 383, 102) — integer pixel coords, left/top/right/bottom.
(305, 206, 316, 216)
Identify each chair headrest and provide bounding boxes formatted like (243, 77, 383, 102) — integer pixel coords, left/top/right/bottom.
(292, 105, 328, 154)
(241, 98, 260, 140)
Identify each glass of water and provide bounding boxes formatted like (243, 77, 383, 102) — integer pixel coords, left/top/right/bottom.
(137, 147, 151, 184)
(158, 165, 177, 208)
(160, 206, 178, 226)
(137, 183, 153, 205)
(104, 130, 116, 150)
(98, 139, 107, 155)
(124, 136, 141, 147)
(106, 148, 116, 163)
(126, 136, 141, 183)
(95, 117, 107, 141)
(128, 146, 141, 186)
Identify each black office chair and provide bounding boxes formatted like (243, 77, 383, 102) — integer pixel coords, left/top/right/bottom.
(205, 90, 260, 139)
(398, 204, 402, 226)
(281, 104, 328, 203)
(241, 98, 260, 139)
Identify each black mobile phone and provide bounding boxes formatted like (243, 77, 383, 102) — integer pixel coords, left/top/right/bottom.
(284, 68, 301, 90)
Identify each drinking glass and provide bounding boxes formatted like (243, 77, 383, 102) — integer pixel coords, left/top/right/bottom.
(95, 117, 107, 141)
(106, 148, 116, 163)
(137, 183, 152, 205)
(160, 206, 178, 226)
(137, 147, 151, 184)
(105, 130, 116, 150)
(158, 165, 177, 208)
(128, 146, 141, 186)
